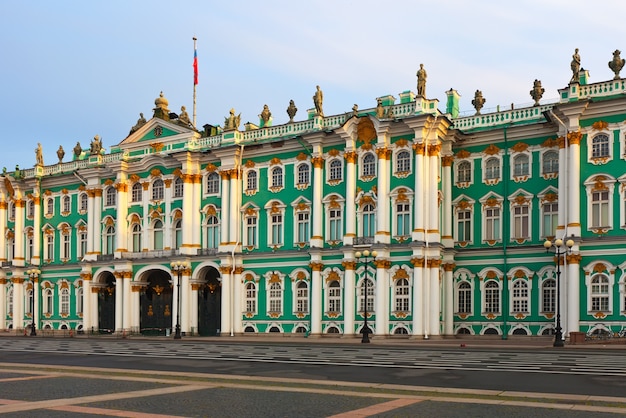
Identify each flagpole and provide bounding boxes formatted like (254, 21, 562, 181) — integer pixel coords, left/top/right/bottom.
(192, 36, 198, 129)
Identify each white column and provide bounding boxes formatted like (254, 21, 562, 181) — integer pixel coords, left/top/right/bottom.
(229, 171, 240, 247)
(93, 189, 103, 255)
(310, 263, 323, 335)
(311, 157, 324, 247)
(0, 201, 6, 262)
(163, 179, 172, 250)
(344, 152, 356, 245)
(219, 171, 230, 247)
(191, 175, 202, 251)
(115, 180, 129, 255)
(32, 278, 39, 332)
(567, 133, 581, 237)
(191, 283, 199, 334)
(90, 287, 99, 333)
(32, 197, 41, 265)
(220, 268, 231, 336)
(13, 278, 24, 330)
(142, 183, 150, 250)
(411, 260, 424, 336)
(131, 285, 141, 333)
(375, 148, 391, 244)
(233, 266, 243, 334)
(122, 275, 131, 332)
(566, 257, 581, 336)
(429, 261, 441, 336)
(181, 273, 189, 334)
(412, 145, 425, 242)
(441, 157, 454, 247)
(13, 199, 25, 266)
(82, 275, 91, 331)
(374, 263, 389, 335)
(343, 264, 356, 335)
(114, 275, 123, 333)
(0, 279, 6, 330)
(427, 150, 440, 243)
(443, 263, 454, 335)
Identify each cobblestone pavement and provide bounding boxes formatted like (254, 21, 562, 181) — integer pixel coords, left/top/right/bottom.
(0, 363, 624, 417)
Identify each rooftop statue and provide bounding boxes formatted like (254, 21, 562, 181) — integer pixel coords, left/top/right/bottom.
(129, 112, 147, 135)
(35, 142, 44, 166)
(178, 106, 192, 128)
(260, 104, 271, 124)
(313, 85, 324, 117)
(609, 49, 625, 80)
(472, 90, 486, 115)
(530, 79, 544, 106)
(416, 63, 427, 97)
(570, 48, 581, 83)
(224, 108, 241, 131)
(73, 141, 82, 158)
(57, 145, 65, 163)
(351, 104, 358, 118)
(375, 98, 384, 119)
(90, 135, 103, 155)
(286, 100, 298, 123)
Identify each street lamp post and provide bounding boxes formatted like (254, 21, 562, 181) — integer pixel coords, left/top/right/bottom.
(26, 269, 41, 336)
(170, 261, 189, 340)
(354, 250, 377, 343)
(543, 238, 574, 347)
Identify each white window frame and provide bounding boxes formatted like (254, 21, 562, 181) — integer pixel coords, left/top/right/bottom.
(588, 132, 612, 162)
(204, 212, 220, 250)
(244, 281, 257, 314)
(541, 277, 556, 314)
(360, 152, 377, 179)
(152, 179, 164, 201)
(480, 195, 503, 243)
(327, 159, 343, 183)
(265, 273, 284, 316)
(173, 177, 184, 198)
(511, 153, 531, 179)
(510, 278, 530, 314)
(326, 279, 342, 314)
(483, 156, 502, 183)
(585, 174, 615, 232)
(586, 272, 613, 314)
(205, 172, 220, 195)
(393, 278, 410, 312)
(456, 280, 472, 314)
(541, 150, 559, 177)
(105, 186, 116, 207)
(456, 160, 472, 184)
(245, 169, 258, 193)
(269, 166, 284, 192)
(79, 193, 88, 212)
(293, 280, 309, 315)
(394, 149, 412, 176)
(481, 279, 501, 315)
(62, 195, 71, 213)
(131, 182, 143, 203)
(59, 287, 70, 316)
(295, 162, 310, 188)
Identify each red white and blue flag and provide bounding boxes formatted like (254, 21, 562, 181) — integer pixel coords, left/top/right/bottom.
(193, 48, 198, 85)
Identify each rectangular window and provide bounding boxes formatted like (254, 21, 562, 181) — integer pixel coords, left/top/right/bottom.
(485, 207, 500, 241)
(457, 284, 472, 313)
(396, 203, 411, 236)
(296, 212, 310, 244)
(513, 205, 529, 239)
(542, 280, 555, 313)
(270, 214, 283, 246)
(591, 191, 609, 227)
(457, 210, 471, 242)
(246, 216, 257, 247)
(329, 209, 342, 241)
(542, 202, 558, 238)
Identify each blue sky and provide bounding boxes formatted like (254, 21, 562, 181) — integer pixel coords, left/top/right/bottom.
(2, 0, 625, 168)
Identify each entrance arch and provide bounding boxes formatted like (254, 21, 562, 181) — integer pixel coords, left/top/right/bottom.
(140, 270, 173, 336)
(197, 266, 221, 336)
(98, 272, 116, 334)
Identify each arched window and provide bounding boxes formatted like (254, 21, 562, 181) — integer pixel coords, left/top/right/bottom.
(268, 282, 282, 313)
(484, 280, 500, 313)
(153, 219, 163, 250)
(329, 159, 343, 181)
(591, 275, 610, 311)
(206, 172, 220, 194)
(79, 193, 88, 211)
(62, 195, 71, 213)
(103, 225, 115, 254)
(46, 198, 54, 215)
(541, 278, 555, 313)
(295, 281, 308, 313)
(60, 288, 70, 315)
(205, 215, 219, 249)
(457, 281, 472, 313)
(271, 166, 283, 188)
(485, 157, 500, 180)
(76, 287, 83, 315)
(394, 278, 410, 312)
(27, 200, 35, 218)
(327, 280, 341, 313)
(362, 153, 376, 177)
(131, 182, 143, 202)
(105, 186, 116, 207)
(173, 177, 184, 198)
(396, 150, 411, 173)
(359, 277, 375, 313)
(8, 202, 15, 220)
(43, 288, 53, 315)
(131, 223, 142, 252)
(362, 203, 376, 238)
(592, 133, 610, 158)
(457, 161, 471, 183)
(297, 163, 310, 186)
(173, 218, 182, 249)
(246, 170, 257, 191)
(152, 179, 164, 201)
(513, 154, 529, 176)
(542, 151, 559, 174)
(7, 288, 13, 316)
(26, 288, 33, 315)
(245, 282, 257, 313)
(511, 279, 529, 313)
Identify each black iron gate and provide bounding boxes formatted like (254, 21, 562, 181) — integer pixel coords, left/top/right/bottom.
(98, 274, 116, 334)
(140, 271, 173, 336)
(198, 276, 221, 336)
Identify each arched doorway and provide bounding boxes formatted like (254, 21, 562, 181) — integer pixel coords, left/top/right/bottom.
(198, 267, 221, 336)
(98, 272, 116, 334)
(140, 270, 173, 336)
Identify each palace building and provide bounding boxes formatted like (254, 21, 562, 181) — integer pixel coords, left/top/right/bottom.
(2, 52, 626, 340)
